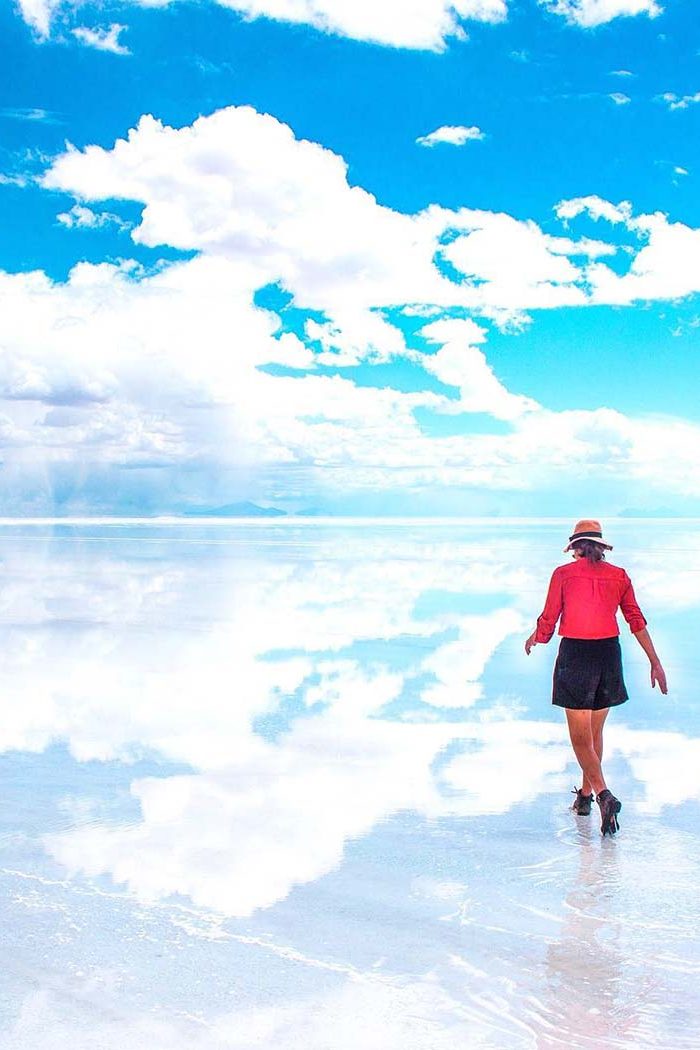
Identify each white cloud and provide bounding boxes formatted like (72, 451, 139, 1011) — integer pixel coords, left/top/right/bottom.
(0, 106, 55, 121)
(306, 309, 407, 365)
(56, 203, 130, 230)
(610, 68, 634, 77)
(552, 197, 700, 310)
(1, 107, 698, 510)
(38, 108, 625, 326)
(419, 318, 539, 420)
(0, 173, 29, 187)
(438, 211, 595, 312)
(674, 166, 689, 176)
(609, 92, 631, 105)
(659, 91, 700, 111)
(41, 108, 461, 316)
(15, 0, 56, 37)
(20, 0, 508, 50)
(539, 0, 661, 28)
(585, 211, 700, 304)
(416, 125, 485, 147)
(36, 107, 609, 322)
(555, 194, 633, 225)
(72, 23, 130, 55)
(223, 0, 510, 50)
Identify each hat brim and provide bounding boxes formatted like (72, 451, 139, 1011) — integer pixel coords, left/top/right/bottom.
(564, 539, 613, 553)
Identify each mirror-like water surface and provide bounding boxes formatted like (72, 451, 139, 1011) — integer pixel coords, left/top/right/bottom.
(0, 520, 698, 1048)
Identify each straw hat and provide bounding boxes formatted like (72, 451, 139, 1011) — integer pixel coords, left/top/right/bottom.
(563, 518, 613, 553)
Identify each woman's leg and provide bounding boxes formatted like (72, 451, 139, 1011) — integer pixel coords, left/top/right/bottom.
(565, 708, 607, 797)
(581, 707, 609, 796)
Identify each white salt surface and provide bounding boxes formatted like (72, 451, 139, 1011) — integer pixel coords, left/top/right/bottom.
(0, 520, 698, 1048)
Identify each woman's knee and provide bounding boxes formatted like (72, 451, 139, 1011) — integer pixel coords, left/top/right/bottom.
(569, 733, 597, 757)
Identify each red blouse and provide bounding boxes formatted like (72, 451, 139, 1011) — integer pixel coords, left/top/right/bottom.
(534, 559, 647, 643)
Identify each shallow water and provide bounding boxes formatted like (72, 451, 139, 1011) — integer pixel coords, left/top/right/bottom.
(0, 518, 698, 1049)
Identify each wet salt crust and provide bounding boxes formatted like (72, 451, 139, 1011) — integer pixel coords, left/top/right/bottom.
(0, 519, 698, 1049)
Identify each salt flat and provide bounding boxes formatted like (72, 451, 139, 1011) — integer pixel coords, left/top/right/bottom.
(0, 520, 698, 1049)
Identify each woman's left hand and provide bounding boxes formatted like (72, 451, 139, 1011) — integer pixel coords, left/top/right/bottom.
(651, 661, 668, 695)
(524, 632, 538, 655)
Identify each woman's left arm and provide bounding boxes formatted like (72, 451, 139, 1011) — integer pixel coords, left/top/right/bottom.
(632, 626, 668, 695)
(619, 572, 668, 694)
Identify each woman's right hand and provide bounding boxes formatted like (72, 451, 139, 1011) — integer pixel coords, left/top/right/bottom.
(524, 632, 538, 656)
(651, 662, 668, 695)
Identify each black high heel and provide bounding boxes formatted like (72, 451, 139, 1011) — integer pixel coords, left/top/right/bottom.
(571, 787, 593, 815)
(597, 789, 622, 836)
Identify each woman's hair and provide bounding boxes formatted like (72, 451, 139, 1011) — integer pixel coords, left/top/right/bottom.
(571, 539, 606, 563)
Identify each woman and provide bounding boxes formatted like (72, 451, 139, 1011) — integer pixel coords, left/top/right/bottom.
(525, 519, 667, 836)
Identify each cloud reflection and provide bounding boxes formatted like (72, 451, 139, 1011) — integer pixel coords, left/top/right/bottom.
(0, 523, 698, 920)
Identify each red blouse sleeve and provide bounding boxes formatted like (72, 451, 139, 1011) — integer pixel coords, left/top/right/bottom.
(534, 569, 563, 643)
(619, 572, 647, 634)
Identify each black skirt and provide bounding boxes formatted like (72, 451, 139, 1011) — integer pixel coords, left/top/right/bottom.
(552, 636, 628, 711)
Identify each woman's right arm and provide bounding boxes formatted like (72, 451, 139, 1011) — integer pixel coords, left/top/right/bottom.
(525, 569, 563, 655)
(632, 626, 668, 694)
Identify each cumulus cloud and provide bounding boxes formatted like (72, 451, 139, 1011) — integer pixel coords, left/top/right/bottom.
(15, 0, 669, 44)
(42, 107, 613, 329)
(224, 0, 509, 49)
(42, 108, 459, 315)
(585, 211, 700, 304)
(609, 92, 631, 105)
(20, 0, 508, 49)
(539, 0, 661, 28)
(71, 23, 130, 55)
(1, 107, 698, 511)
(419, 318, 539, 419)
(552, 195, 700, 309)
(306, 309, 407, 366)
(416, 125, 485, 147)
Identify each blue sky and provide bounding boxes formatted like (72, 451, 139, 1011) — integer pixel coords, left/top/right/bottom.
(1, 0, 699, 515)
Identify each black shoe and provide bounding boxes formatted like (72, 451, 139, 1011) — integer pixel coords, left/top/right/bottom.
(571, 788, 593, 816)
(597, 789, 622, 836)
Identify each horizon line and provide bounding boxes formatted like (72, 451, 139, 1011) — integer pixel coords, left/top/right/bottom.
(0, 515, 698, 526)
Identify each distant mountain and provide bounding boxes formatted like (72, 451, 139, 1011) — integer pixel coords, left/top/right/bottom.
(184, 501, 287, 517)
